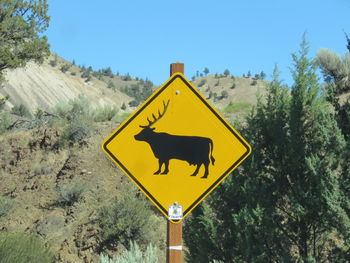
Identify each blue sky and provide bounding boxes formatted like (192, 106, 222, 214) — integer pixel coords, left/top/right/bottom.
(46, 0, 350, 86)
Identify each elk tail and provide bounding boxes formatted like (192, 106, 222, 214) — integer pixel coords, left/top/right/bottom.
(210, 139, 215, 165)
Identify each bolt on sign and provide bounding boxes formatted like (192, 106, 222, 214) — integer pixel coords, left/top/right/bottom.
(102, 73, 251, 221)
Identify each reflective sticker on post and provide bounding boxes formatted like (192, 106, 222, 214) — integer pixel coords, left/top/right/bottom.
(168, 246, 183, 250)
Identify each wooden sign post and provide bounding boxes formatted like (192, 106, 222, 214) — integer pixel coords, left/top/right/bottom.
(167, 63, 184, 263)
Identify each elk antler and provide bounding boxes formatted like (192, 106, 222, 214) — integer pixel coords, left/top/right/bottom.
(140, 100, 170, 128)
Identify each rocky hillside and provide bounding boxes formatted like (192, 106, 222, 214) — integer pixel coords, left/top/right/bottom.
(192, 74, 268, 109)
(0, 54, 147, 114)
(0, 55, 271, 263)
(0, 54, 269, 117)
(0, 120, 166, 262)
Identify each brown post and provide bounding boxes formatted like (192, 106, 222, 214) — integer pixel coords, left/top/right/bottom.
(167, 62, 184, 263)
(170, 63, 184, 76)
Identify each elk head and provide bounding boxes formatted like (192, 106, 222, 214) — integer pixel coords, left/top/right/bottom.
(134, 100, 170, 141)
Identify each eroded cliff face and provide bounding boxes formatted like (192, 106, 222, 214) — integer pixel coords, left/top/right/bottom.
(0, 54, 132, 114)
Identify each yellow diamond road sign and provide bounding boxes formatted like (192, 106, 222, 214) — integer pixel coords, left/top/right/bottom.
(102, 73, 251, 220)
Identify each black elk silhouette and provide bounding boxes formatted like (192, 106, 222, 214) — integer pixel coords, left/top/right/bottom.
(134, 100, 215, 179)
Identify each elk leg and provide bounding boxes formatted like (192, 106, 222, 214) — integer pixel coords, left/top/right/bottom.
(190, 164, 201, 177)
(201, 163, 209, 179)
(161, 160, 169, 174)
(154, 159, 163, 174)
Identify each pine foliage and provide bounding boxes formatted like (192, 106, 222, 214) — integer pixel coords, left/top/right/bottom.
(184, 36, 350, 262)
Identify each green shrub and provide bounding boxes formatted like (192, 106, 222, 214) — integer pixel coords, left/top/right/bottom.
(60, 64, 70, 73)
(92, 105, 118, 122)
(107, 81, 116, 90)
(81, 70, 91, 79)
(122, 74, 132, 81)
(220, 90, 228, 99)
(121, 103, 127, 111)
(198, 79, 206, 87)
(128, 100, 139, 107)
(57, 182, 85, 206)
(49, 60, 57, 67)
(222, 101, 252, 114)
(54, 95, 91, 121)
(251, 80, 258, 86)
(11, 104, 31, 117)
(34, 108, 44, 119)
(61, 121, 91, 146)
(98, 183, 158, 249)
(0, 95, 9, 110)
(0, 113, 11, 134)
(33, 162, 53, 176)
(100, 241, 158, 263)
(113, 112, 131, 123)
(0, 196, 15, 218)
(0, 232, 54, 263)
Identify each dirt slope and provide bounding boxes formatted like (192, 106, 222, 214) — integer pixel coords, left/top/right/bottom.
(0, 122, 165, 262)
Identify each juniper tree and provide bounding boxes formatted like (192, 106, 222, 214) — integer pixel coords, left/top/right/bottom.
(0, 0, 49, 107)
(0, 0, 50, 79)
(184, 37, 349, 262)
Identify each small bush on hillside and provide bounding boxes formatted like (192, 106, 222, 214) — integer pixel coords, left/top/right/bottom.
(57, 182, 85, 206)
(222, 101, 252, 114)
(98, 183, 159, 250)
(0, 95, 9, 110)
(251, 80, 258, 86)
(113, 112, 131, 123)
(122, 74, 132, 81)
(92, 106, 118, 122)
(220, 90, 229, 99)
(0, 232, 54, 263)
(198, 79, 206, 87)
(33, 162, 53, 176)
(107, 81, 116, 90)
(100, 241, 158, 263)
(230, 83, 236, 89)
(49, 60, 57, 67)
(60, 64, 70, 73)
(54, 96, 91, 121)
(121, 103, 127, 111)
(11, 104, 31, 117)
(61, 121, 91, 147)
(34, 108, 44, 119)
(128, 100, 139, 107)
(0, 113, 11, 134)
(0, 196, 15, 218)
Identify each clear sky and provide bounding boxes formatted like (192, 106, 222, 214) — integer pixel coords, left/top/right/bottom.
(46, 0, 350, 86)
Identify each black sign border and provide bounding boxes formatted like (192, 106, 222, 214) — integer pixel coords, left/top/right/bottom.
(103, 74, 251, 218)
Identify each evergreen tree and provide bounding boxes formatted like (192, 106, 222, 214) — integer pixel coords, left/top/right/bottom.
(204, 67, 209, 76)
(345, 31, 350, 52)
(317, 40, 350, 261)
(260, 70, 267, 80)
(184, 37, 349, 262)
(0, 0, 50, 80)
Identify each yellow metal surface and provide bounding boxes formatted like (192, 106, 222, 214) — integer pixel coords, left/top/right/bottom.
(102, 73, 251, 220)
